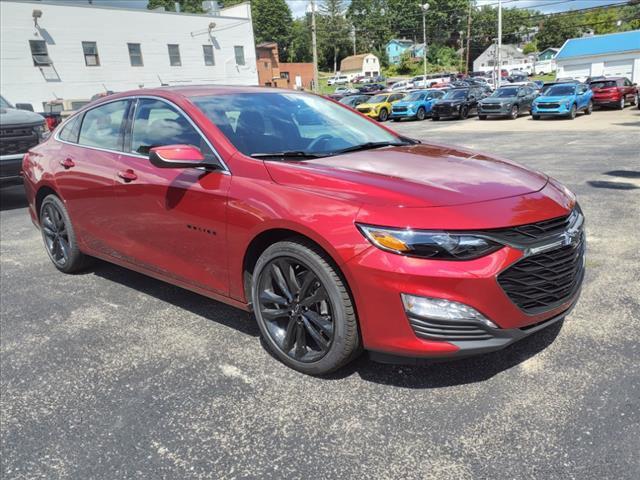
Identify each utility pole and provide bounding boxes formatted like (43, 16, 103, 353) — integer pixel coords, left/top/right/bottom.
(465, 0, 472, 75)
(421, 3, 429, 83)
(351, 25, 356, 55)
(497, 0, 502, 87)
(311, 0, 319, 93)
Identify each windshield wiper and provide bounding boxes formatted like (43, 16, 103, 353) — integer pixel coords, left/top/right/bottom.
(250, 151, 326, 160)
(329, 140, 413, 156)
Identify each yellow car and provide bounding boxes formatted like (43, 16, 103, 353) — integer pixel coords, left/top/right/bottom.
(356, 92, 406, 121)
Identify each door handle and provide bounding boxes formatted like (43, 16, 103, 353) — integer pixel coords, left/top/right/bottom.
(117, 169, 137, 182)
(59, 158, 75, 169)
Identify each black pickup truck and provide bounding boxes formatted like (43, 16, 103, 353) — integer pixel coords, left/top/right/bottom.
(0, 95, 47, 186)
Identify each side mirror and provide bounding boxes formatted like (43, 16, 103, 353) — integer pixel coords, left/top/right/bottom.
(149, 144, 210, 169)
(15, 103, 34, 111)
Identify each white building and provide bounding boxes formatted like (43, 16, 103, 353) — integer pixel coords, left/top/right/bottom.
(555, 30, 640, 83)
(0, 0, 258, 111)
(473, 44, 534, 74)
(339, 53, 381, 80)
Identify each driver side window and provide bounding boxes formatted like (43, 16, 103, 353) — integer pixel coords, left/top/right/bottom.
(130, 99, 212, 156)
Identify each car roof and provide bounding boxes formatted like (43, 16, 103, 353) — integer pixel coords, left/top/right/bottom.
(101, 85, 293, 102)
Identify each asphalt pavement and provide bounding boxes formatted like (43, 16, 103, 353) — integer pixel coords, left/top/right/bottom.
(1, 107, 639, 479)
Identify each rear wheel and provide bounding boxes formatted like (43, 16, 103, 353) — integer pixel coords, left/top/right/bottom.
(509, 105, 519, 120)
(39, 195, 92, 273)
(478, 115, 487, 120)
(252, 240, 360, 375)
(585, 100, 593, 115)
(416, 107, 426, 121)
(378, 108, 388, 122)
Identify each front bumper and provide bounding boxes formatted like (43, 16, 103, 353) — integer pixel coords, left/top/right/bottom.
(390, 109, 416, 119)
(593, 96, 621, 106)
(532, 102, 572, 116)
(478, 103, 511, 116)
(344, 206, 584, 360)
(431, 105, 461, 118)
(0, 154, 24, 185)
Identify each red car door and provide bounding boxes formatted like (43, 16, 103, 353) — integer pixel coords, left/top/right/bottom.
(107, 98, 231, 295)
(54, 99, 132, 255)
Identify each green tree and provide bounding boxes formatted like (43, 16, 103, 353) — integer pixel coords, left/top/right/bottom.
(535, 14, 581, 51)
(318, 0, 351, 72)
(522, 41, 537, 55)
(147, 0, 204, 13)
(288, 17, 312, 63)
(346, 0, 391, 53)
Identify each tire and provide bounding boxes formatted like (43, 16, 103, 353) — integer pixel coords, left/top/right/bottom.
(251, 239, 360, 375)
(532, 114, 540, 120)
(459, 105, 469, 120)
(509, 104, 519, 120)
(617, 96, 625, 110)
(378, 108, 388, 122)
(478, 115, 487, 120)
(416, 107, 426, 121)
(432, 116, 440, 121)
(585, 100, 593, 115)
(392, 118, 400, 122)
(39, 194, 92, 273)
(568, 104, 577, 119)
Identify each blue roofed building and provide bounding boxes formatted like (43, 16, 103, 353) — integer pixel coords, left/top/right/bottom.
(385, 39, 415, 65)
(554, 30, 640, 83)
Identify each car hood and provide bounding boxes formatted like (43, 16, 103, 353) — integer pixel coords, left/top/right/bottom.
(357, 102, 385, 109)
(435, 99, 464, 106)
(393, 100, 420, 108)
(536, 95, 573, 102)
(265, 143, 548, 208)
(0, 107, 45, 126)
(481, 96, 516, 103)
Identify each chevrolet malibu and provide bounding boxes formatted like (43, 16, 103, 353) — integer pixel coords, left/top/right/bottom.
(22, 86, 585, 375)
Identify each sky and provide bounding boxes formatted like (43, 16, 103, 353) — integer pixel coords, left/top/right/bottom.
(58, 0, 631, 18)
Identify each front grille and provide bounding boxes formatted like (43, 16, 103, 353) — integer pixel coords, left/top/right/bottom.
(408, 316, 493, 341)
(0, 125, 39, 156)
(393, 106, 407, 112)
(482, 104, 502, 110)
(498, 232, 585, 314)
(357, 107, 371, 114)
(537, 103, 560, 109)
(487, 212, 573, 245)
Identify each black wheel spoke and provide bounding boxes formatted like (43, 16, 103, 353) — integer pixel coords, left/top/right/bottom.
(302, 316, 329, 350)
(271, 263, 293, 302)
(260, 289, 288, 306)
(303, 311, 333, 337)
(42, 225, 56, 238)
(294, 323, 306, 359)
(58, 237, 70, 260)
(262, 307, 290, 321)
(299, 286, 328, 307)
(282, 318, 297, 352)
(278, 259, 300, 295)
(298, 271, 316, 298)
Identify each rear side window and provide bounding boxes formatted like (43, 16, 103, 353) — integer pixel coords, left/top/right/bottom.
(130, 99, 211, 155)
(78, 100, 129, 151)
(58, 115, 82, 143)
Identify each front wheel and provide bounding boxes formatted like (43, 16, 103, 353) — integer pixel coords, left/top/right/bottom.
(532, 114, 540, 120)
(509, 105, 519, 120)
(585, 100, 593, 115)
(432, 115, 440, 121)
(252, 240, 360, 375)
(416, 107, 426, 121)
(478, 114, 487, 120)
(459, 106, 468, 120)
(568, 104, 577, 119)
(39, 195, 92, 273)
(378, 108, 388, 122)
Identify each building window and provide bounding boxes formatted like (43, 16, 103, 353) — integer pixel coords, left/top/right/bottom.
(280, 72, 289, 80)
(82, 41, 100, 66)
(203, 45, 215, 66)
(29, 40, 52, 66)
(168, 44, 181, 66)
(128, 43, 143, 67)
(264, 61, 269, 68)
(234, 46, 245, 66)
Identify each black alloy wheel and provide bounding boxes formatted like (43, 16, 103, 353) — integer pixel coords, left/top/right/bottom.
(378, 108, 388, 121)
(459, 105, 469, 119)
(39, 194, 91, 273)
(252, 240, 360, 374)
(41, 201, 69, 268)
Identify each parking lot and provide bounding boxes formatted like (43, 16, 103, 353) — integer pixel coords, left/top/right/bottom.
(1, 107, 639, 479)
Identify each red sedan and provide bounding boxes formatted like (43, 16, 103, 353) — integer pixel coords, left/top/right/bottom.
(22, 86, 585, 374)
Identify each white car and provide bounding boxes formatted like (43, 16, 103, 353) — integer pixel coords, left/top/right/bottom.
(334, 86, 358, 95)
(388, 80, 413, 91)
(327, 75, 349, 86)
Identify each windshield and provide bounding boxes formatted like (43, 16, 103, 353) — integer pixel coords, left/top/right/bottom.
(491, 87, 519, 98)
(339, 95, 366, 106)
(368, 94, 389, 103)
(192, 92, 401, 157)
(405, 92, 426, 101)
(546, 85, 576, 96)
(0, 96, 11, 109)
(443, 89, 467, 100)
(590, 80, 617, 89)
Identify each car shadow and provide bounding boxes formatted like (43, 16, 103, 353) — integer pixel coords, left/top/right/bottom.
(325, 321, 564, 387)
(89, 260, 260, 338)
(587, 180, 638, 190)
(86, 259, 562, 386)
(0, 184, 29, 211)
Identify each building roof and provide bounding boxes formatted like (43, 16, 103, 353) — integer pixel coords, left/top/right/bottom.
(479, 44, 525, 59)
(340, 53, 376, 72)
(555, 30, 640, 60)
(387, 39, 415, 47)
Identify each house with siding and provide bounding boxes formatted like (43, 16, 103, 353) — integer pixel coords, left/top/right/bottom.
(385, 39, 414, 65)
(339, 53, 380, 79)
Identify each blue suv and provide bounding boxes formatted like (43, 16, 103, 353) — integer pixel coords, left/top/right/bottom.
(391, 89, 445, 121)
(532, 83, 593, 120)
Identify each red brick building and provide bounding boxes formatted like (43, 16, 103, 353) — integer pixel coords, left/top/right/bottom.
(256, 42, 314, 90)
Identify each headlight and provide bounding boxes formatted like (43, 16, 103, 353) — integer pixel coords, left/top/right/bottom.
(357, 224, 502, 260)
(33, 123, 47, 141)
(564, 101, 571, 107)
(401, 294, 497, 328)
